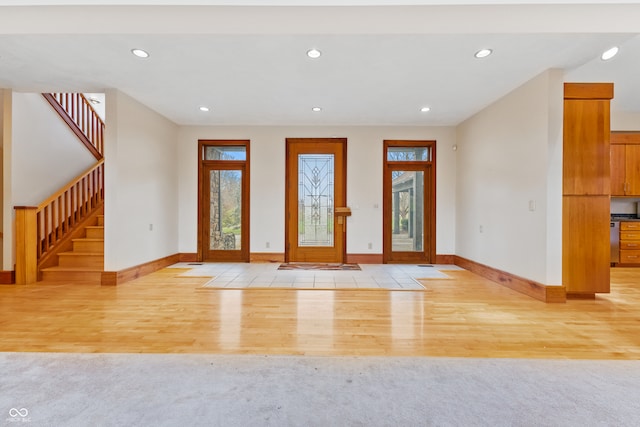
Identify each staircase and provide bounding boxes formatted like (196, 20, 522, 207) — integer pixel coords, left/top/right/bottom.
(14, 93, 105, 285)
(40, 213, 104, 283)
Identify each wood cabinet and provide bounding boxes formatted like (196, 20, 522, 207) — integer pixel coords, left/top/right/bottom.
(611, 132, 640, 196)
(563, 83, 613, 296)
(620, 222, 640, 264)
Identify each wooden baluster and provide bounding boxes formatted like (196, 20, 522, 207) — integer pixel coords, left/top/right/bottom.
(44, 205, 51, 253)
(15, 207, 38, 285)
(70, 185, 76, 227)
(64, 190, 69, 230)
(36, 210, 42, 259)
(52, 200, 58, 242)
(91, 169, 97, 208)
(56, 197, 62, 242)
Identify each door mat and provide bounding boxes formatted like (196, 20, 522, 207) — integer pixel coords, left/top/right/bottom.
(278, 263, 361, 271)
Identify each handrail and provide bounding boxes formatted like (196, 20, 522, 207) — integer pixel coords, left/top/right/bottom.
(42, 93, 104, 160)
(35, 160, 104, 261)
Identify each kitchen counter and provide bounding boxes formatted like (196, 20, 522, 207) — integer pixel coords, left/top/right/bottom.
(611, 215, 640, 222)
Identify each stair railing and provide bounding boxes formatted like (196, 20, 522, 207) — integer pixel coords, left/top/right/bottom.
(42, 93, 104, 160)
(15, 160, 104, 284)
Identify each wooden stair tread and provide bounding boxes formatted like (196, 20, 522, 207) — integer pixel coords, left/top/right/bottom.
(72, 238, 104, 242)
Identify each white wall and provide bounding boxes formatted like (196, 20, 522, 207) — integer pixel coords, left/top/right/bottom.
(611, 111, 640, 131)
(104, 90, 179, 271)
(455, 69, 564, 285)
(0, 89, 8, 270)
(177, 125, 457, 257)
(11, 93, 97, 206)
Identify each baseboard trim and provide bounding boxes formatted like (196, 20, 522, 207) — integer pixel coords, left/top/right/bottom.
(179, 253, 198, 262)
(0, 270, 15, 285)
(346, 254, 383, 264)
(101, 254, 181, 286)
(250, 253, 285, 263)
(454, 256, 566, 303)
(435, 254, 455, 264)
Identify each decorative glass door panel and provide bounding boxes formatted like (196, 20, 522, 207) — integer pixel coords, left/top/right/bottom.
(390, 171, 424, 252)
(209, 169, 242, 251)
(286, 139, 347, 263)
(298, 154, 334, 247)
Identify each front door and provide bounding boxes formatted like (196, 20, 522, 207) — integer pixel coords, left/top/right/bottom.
(285, 138, 347, 263)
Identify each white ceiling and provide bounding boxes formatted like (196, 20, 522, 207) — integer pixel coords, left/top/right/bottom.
(0, 2, 639, 126)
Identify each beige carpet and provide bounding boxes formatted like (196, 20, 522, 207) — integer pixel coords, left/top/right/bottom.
(2, 353, 639, 426)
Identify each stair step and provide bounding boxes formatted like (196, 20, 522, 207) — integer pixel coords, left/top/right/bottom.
(96, 215, 104, 226)
(85, 226, 104, 239)
(41, 267, 103, 283)
(72, 238, 104, 253)
(58, 252, 104, 268)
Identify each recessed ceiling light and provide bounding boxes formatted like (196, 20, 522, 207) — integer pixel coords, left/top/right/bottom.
(474, 49, 493, 59)
(312, 107, 322, 112)
(601, 46, 619, 61)
(307, 49, 322, 59)
(199, 106, 210, 112)
(420, 107, 431, 113)
(131, 48, 150, 59)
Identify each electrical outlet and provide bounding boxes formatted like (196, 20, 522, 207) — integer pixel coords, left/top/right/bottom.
(368, 242, 373, 250)
(149, 224, 153, 231)
(266, 242, 270, 248)
(479, 225, 483, 233)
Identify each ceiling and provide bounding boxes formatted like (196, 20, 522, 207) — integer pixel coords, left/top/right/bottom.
(0, 2, 639, 126)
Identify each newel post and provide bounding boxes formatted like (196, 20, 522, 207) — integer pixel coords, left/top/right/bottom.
(15, 206, 38, 285)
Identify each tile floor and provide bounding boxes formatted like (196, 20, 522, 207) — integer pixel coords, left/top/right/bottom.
(168, 262, 463, 290)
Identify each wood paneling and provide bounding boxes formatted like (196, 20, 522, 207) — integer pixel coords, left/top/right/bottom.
(3, 266, 638, 358)
(562, 195, 610, 294)
(454, 256, 565, 303)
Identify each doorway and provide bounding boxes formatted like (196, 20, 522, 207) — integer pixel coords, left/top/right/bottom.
(383, 140, 436, 263)
(285, 138, 348, 263)
(198, 140, 250, 262)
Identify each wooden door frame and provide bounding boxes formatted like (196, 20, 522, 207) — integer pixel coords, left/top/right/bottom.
(382, 140, 436, 264)
(284, 138, 348, 263)
(197, 139, 250, 262)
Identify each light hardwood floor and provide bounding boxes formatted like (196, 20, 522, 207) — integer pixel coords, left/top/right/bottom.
(1, 266, 639, 359)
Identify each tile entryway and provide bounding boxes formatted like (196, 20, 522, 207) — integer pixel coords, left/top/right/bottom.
(169, 263, 463, 290)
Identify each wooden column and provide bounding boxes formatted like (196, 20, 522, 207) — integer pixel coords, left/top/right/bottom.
(15, 206, 38, 285)
(563, 83, 613, 297)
